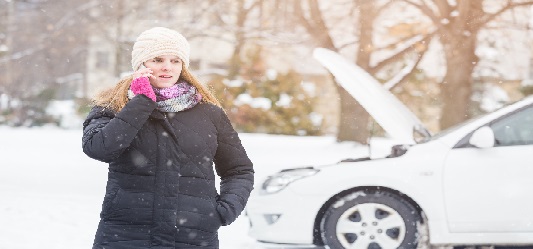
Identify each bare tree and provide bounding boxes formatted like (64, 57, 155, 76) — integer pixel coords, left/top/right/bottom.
(403, 0, 533, 129)
(294, 0, 431, 143)
(0, 0, 98, 94)
(0, 0, 108, 125)
(203, 0, 263, 77)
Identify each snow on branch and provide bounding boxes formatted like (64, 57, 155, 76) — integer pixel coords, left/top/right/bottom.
(370, 31, 435, 73)
(403, 0, 440, 25)
(479, 0, 533, 28)
(383, 57, 418, 90)
(55, 0, 100, 30)
(0, 45, 45, 63)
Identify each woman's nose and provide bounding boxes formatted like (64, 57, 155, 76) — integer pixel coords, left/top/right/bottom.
(161, 61, 171, 71)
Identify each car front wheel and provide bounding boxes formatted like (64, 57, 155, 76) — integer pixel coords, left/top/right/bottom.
(320, 190, 421, 249)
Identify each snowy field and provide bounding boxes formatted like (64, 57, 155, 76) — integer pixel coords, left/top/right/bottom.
(0, 127, 371, 249)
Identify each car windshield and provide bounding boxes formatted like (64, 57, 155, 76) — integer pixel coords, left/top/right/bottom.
(426, 115, 485, 141)
(425, 100, 524, 142)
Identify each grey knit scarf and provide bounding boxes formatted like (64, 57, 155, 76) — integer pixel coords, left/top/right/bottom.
(128, 81, 202, 112)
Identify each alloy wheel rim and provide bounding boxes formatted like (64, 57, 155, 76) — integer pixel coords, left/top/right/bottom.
(335, 203, 406, 249)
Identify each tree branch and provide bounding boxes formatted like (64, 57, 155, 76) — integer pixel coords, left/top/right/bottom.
(478, 0, 533, 28)
(0, 45, 46, 63)
(306, 0, 337, 49)
(370, 31, 435, 74)
(433, 0, 451, 17)
(387, 45, 429, 90)
(403, 0, 440, 25)
(374, 34, 424, 52)
(337, 39, 359, 50)
(293, 1, 315, 37)
(375, 0, 395, 15)
(308, 0, 327, 29)
(244, 0, 261, 12)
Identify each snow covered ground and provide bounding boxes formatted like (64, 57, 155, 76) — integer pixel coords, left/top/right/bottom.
(0, 127, 370, 249)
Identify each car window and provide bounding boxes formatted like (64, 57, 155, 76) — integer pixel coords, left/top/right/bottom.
(490, 106, 533, 147)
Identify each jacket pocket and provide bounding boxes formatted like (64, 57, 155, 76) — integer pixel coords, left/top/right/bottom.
(210, 197, 223, 229)
(175, 197, 222, 237)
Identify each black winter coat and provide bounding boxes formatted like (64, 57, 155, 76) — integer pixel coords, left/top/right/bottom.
(82, 95, 254, 249)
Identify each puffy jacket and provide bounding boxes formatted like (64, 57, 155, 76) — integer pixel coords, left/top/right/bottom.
(82, 95, 254, 249)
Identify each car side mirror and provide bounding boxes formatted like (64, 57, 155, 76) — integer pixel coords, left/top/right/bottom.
(469, 126, 495, 148)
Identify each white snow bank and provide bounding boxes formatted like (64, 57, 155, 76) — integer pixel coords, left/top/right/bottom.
(0, 128, 370, 249)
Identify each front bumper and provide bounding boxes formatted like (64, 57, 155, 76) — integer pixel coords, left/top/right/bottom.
(246, 188, 327, 245)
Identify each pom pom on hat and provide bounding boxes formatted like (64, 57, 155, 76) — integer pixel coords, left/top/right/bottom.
(131, 27, 190, 71)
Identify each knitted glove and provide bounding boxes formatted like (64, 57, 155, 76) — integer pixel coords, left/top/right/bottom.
(131, 77, 156, 102)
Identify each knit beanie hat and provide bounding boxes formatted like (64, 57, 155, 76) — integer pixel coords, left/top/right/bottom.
(131, 27, 190, 71)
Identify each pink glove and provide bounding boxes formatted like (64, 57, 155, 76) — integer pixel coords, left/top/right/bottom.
(131, 77, 156, 102)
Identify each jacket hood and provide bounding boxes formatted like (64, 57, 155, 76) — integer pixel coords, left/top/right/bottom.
(313, 48, 430, 144)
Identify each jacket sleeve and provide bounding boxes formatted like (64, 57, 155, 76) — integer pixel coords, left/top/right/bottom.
(213, 108, 254, 226)
(82, 95, 156, 163)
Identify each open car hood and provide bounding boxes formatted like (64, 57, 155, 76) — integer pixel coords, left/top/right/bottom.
(313, 48, 430, 144)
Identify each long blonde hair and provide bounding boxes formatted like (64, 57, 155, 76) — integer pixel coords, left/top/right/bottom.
(92, 65, 221, 112)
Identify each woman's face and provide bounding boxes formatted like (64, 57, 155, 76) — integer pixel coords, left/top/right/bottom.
(143, 55, 183, 88)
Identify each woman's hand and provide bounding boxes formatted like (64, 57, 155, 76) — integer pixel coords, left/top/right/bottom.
(131, 66, 157, 102)
(133, 66, 155, 81)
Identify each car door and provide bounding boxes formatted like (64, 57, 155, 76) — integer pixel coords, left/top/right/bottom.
(442, 105, 533, 233)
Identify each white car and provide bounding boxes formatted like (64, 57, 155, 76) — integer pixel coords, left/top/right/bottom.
(247, 49, 533, 249)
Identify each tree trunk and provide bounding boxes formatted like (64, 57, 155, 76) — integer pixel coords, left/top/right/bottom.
(293, 0, 397, 143)
(337, 85, 370, 142)
(439, 34, 478, 129)
(228, 0, 252, 78)
(336, 0, 375, 143)
(114, 0, 124, 77)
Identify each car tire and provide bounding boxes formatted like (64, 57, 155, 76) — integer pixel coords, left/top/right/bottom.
(320, 190, 421, 249)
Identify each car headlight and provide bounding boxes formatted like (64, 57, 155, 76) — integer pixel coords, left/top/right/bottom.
(261, 167, 319, 195)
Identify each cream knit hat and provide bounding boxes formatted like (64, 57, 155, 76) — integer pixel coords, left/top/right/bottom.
(131, 27, 190, 71)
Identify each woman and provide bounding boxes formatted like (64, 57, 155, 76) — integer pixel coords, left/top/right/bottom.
(82, 27, 254, 249)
